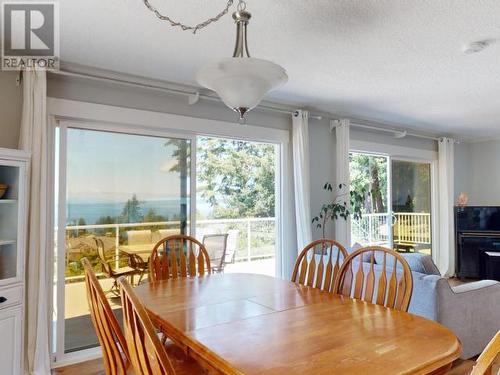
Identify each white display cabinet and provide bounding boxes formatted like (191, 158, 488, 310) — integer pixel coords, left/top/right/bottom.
(0, 147, 29, 375)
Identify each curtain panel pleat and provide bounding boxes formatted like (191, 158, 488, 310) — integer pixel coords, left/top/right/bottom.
(19, 70, 51, 375)
(292, 110, 312, 251)
(437, 137, 455, 276)
(334, 119, 351, 246)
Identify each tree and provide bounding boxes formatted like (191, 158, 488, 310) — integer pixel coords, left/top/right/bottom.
(119, 194, 143, 223)
(196, 137, 276, 219)
(350, 153, 387, 214)
(165, 139, 190, 234)
(144, 208, 167, 223)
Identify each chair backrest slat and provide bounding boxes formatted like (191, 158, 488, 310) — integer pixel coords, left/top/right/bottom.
(353, 259, 365, 299)
(179, 239, 188, 277)
(323, 248, 334, 292)
(306, 255, 316, 287)
(364, 252, 376, 302)
(292, 239, 348, 292)
(188, 242, 196, 277)
(119, 277, 176, 375)
(170, 240, 179, 279)
(386, 257, 398, 307)
(314, 246, 325, 289)
(149, 235, 211, 282)
(376, 252, 388, 306)
(341, 262, 353, 296)
(333, 246, 413, 312)
(81, 258, 129, 375)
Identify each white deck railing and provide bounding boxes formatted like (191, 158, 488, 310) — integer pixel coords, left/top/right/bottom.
(352, 212, 431, 246)
(64, 217, 276, 263)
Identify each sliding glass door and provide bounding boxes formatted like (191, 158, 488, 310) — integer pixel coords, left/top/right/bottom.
(350, 153, 433, 255)
(350, 152, 391, 247)
(391, 159, 432, 254)
(52, 122, 283, 363)
(54, 124, 192, 357)
(195, 136, 278, 276)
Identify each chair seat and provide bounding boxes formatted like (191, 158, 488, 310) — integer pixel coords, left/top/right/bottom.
(165, 341, 206, 375)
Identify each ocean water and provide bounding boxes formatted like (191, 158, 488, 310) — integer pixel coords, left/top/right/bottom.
(67, 199, 211, 225)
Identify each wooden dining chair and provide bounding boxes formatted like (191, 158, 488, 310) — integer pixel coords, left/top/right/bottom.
(149, 235, 211, 282)
(471, 331, 500, 375)
(332, 246, 413, 311)
(119, 277, 205, 375)
(81, 257, 130, 375)
(291, 239, 348, 292)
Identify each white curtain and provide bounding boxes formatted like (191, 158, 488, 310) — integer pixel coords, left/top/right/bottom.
(437, 137, 455, 276)
(18, 70, 51, 375)
(292, 110, 312, 250)
(334, 119, 351, 246)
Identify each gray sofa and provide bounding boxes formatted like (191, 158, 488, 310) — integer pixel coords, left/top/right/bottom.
(352, 251, 500, 359)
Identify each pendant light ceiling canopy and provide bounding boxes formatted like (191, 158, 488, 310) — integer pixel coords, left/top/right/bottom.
(142, 0, 288, 121)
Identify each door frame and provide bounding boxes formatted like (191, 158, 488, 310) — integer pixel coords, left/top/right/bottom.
(47, 98, 290, 367)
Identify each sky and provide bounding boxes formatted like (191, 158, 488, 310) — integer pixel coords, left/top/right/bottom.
(66, 128, 190, 203)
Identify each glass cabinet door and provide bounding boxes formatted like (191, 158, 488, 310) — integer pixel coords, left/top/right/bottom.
(0, 162, 25, 285)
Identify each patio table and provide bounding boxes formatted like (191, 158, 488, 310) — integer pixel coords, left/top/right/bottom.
(134, 273, 461, 375)
(119, 244, 154, 261)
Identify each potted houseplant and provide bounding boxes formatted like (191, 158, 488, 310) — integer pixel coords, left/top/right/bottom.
(312, 182, 365, 239)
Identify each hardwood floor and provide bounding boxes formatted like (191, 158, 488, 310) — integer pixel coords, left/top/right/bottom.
(52, 358, 476, 375)
(52, 358, 105, 375)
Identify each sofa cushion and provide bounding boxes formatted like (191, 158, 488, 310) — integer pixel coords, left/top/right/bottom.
(373, 251, 440, 276)
(347, 242, 374, 262)
(401, 253, 441, 276)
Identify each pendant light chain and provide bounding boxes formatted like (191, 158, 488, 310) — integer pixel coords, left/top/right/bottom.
(142, 0, 236, 33)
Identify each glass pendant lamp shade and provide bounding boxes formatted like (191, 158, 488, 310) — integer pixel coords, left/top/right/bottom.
(196, 57, 288, 118)
(196, 5, 288, 120)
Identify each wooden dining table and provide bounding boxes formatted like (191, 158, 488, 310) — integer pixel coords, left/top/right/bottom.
(134, 273, 461, 375)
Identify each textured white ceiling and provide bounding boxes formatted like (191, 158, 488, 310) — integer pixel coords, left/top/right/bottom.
(59, 0, 500, 138)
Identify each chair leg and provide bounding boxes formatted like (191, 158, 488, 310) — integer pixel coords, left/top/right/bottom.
(108, 278, 120, 297)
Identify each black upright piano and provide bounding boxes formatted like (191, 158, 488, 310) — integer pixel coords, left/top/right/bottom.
(456, 206, 500, 280)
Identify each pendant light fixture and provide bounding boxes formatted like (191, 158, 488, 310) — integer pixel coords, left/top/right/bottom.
(142, 0, 288, 121)
(196, 1, 288, 121)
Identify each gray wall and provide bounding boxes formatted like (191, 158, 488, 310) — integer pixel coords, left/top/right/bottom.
(455, 140, 500, 206)
(351, 128, 437, 152)
(0, 71, 22, 149)
(309, 119, 336, 239)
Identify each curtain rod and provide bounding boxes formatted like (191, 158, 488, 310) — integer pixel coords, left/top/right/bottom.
(50, 69, 324, 120)
(349, 123, 440, 141)
(50, 69, 442, 141)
